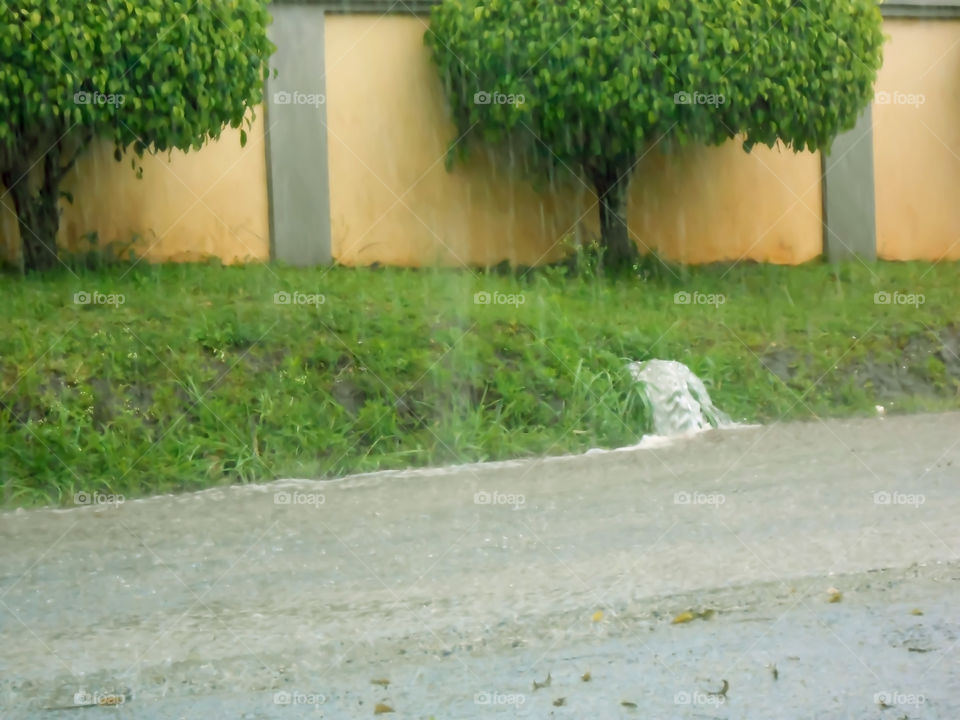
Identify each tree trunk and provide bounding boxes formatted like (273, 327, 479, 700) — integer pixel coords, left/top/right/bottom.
(2, 146, 69, 273)
(592, 165, 638, 271)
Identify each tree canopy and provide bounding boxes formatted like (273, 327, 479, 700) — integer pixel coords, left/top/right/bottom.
(426, 0, 885, 267)
(0, 0, 273, 271)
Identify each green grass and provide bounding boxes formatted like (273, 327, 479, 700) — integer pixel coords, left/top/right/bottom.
(2, 258, 958, 507)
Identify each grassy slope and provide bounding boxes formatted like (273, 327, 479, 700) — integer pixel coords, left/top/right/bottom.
(1, 259, 958, 507)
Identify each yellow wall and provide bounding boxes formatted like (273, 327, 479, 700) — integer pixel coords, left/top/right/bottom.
(874, 19, 960, 261)
(0, 111, 270, 266)
(325, 15, 822, 267)
(5, 18, 958, 269)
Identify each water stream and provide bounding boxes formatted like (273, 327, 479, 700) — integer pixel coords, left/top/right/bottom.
(629, 359, 735, 436)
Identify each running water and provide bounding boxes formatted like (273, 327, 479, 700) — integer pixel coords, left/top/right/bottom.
(629, 359, 735, 435)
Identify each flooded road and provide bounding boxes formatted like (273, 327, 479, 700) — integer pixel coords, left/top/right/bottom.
(1, 412, 958, 718)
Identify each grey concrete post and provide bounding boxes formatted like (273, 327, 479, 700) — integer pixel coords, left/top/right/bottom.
(821, 105, 877, 262)
(265, 6, 332, 266)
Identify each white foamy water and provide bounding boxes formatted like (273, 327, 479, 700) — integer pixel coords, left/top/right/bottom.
(629, 359, 736, 435)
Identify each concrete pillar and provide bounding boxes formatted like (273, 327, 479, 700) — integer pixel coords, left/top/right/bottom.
(821, 105, 877, 262)
(265, 6, 332, 265)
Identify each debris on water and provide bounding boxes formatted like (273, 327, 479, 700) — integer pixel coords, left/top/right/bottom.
(826, 587, 843, 603)
(671, 608, 715, 624)
(532, 672, 551, 691)
(621, 700, 638, 708)
(591, 609, 604, 622)
(553, 697, 566, 706)
(581, 671, 591, 682)
(373, 702, 394, 714)
(370, 678, 390, 687)
(770, 663, 779, 680)
(628, 359, 735, 435)
(910, 608, 924, 616)
(707, 679, 730, 698)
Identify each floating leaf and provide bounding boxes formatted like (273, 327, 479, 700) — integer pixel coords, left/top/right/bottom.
(826, 587, 843, 603)
(532, 672, 551, 691)
(621, 700, 637, 708)
(706, 679, 729, 698)
(370, 678, 390, 687)
(373, 703, 394, 715)
(591, 610, 604, 622)
(581, 671, 591, 682)
(671, 611, 695, 624)
(910, 608, 924, 616)
(553, 697, 566, 706)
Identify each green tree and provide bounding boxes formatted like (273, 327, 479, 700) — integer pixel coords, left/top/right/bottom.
(0, 0, 273, 272)
(426, 0, 884, 269)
